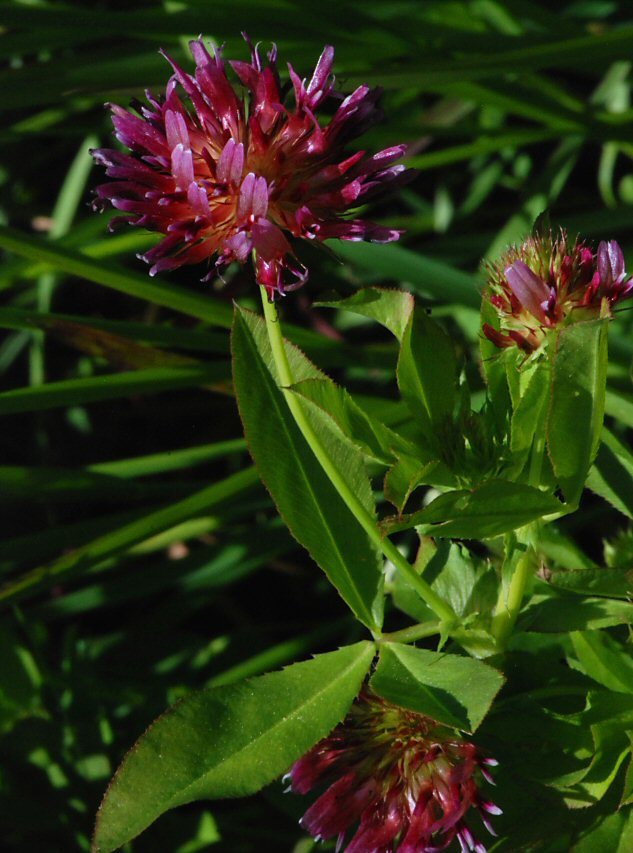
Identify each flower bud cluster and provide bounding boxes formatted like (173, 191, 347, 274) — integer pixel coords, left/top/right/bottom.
(483, 231, 632, 353)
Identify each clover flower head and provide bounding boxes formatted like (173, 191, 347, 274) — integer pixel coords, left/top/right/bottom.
(288, 688, 500, 853)
(482, 230, 632, 353)
(91, 35, 411, 299)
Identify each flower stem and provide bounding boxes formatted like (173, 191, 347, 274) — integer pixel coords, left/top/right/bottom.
(491, 542, 532, 649)
(260, 290, 457, 628)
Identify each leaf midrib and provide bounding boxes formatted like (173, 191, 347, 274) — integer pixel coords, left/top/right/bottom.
(168, 646, 373, 803)
(240, 316, 379, 628)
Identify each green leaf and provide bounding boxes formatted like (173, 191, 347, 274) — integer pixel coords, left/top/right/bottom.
(381, 480, 563, 539)
(371, 643, 503, 733)
(479, 299, 512, 428)
(587, 427, 633, 518)
(420, 541, 497, 619)
(231, 307, 384, 630)
(397, 307, 457, 435)
(383, 454, 424, 513)
(582, 691, 633, 729)
(490, 693, 595, 789)
(504, 345, 541, 411)
(290, 377, 412, 464)
(91, 641, 375, 853)
(316, 287, 414, 341)
(622, 741, 633, 808)
(546, 319, 609, 505)
(509, 358, 550, 475)
(573, 807, 633, 853)
(521, 591, 633, 632)
(391, 539, 497, 625)
(548, 567, 632, 600)
(390, 537, 439, 622)
(383, 453, 450, 512)
(570, 631, 633, 694)
(565, 719, 632, 808)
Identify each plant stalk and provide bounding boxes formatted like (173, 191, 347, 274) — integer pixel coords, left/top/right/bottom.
(491, 546, 532, 649)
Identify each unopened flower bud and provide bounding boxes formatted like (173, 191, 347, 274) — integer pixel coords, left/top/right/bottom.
(482, 230, 632, 353)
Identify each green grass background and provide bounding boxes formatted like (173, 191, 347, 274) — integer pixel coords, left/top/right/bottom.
(1, 1, 633, 850)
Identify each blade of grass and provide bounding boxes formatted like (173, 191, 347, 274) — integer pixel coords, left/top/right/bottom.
(354, 25, 633, 88)
(0, 306, 229, 355)
(0, 466, 200, 504)
(33, 525, 292, 621)
(0, 225, 234, 328)
(88, 438, 247, 478)
(30, 134, 98, 388)
(0, 466, 260, 607)
(329, 240, 480, 307)
(0, 228, 393, 368)
(407, 129, 558, 171)
(0, 364, 231, 415)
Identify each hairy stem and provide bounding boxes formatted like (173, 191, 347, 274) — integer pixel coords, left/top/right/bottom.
(260, 290, 457, 628)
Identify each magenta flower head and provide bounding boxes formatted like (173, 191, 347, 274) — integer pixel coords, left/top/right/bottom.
(482, 230, 632, 353)
(288, 688, 500, 853)
(91, 35, 411, 299)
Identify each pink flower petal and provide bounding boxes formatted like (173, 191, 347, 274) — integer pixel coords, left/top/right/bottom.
(93, 34, 408, 298)
(503, 260, 550, 322)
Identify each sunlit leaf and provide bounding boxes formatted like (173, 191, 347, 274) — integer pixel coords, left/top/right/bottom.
(92, 642, 375, 853)
(382, 479, 563, 539)
(371, 643, 503, 733)
(232, 307, 384, 630)
(546, 319, 609, 505)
